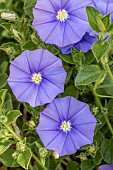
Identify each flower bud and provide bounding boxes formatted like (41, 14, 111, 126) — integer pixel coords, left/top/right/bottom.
(53, 151, 59, 159)
(17, 142, 26, 152)
(92, 106, 99, 115)
(28, 120, 35, 128)
(12, 29, 23, 42)
(39, 147, 48, 158)
(96, 74, 106, 86)
(0, 129, 10, 138)
(1, 12, 16, 21)
(0, 115, 7, 124)
(12, 151, 20, 159)
(79, 152, 87, 161)
(88, 145, 96, 154)
(101, 56, 108, 66)
(5, 47, 14, 55)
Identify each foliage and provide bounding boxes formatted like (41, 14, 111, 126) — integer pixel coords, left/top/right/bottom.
(0, 1, 113, 170)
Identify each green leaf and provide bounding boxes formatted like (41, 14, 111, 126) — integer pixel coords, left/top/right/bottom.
(107, 23, 113, 34)
(102, 72, 113, 95)
(101, 138, 113, 164)
(0, 149, 19, 167)
(24, 0, 37, 18)
(93, 150, 102, 165)
(0, 73, 8, 89)
(94, 131, 105, 146)
(63, 86, 79, 99)
(64, 66, 73, 84)
(0, 42, 21, 56)
(0, 89, 7, 107)
(66, 161, 79, 170)
(92, 42, 109, 62)
(97, 16, 106, 32)
(17, 147, 32, 169)
(108, 99, 113, 116)
(86, 6, 101, 32)
(7, 110, 22, 125)
(24, 103, 43, 116)
(75, 65, 102, 86)
(4, 92, 13, 112)
(0, 141, 15, 155)
(84, 51, 94, 65)
(0, 22, 13, 31)
(0, 61, 8, 73)
(59, 54, 75, 64)
(102, 13, 111, 29)
(80, 159, 95, 170)
(22, 40, 37, 50)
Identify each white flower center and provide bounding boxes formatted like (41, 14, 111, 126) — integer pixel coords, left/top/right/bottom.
(32, 73, 42, 84)
(56, 9, 69, 22)
(60, 121, 71, 132)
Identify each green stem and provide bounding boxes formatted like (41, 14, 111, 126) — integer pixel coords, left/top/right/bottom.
(4, 124, 48, 170)
(29, 163, 33, 170)
(31, 152, 47, 170)
(94, 87, 113, 99)
(105, 63, 113, 81)
(4, 124, 21, 142)
(90, 84, 113, 136)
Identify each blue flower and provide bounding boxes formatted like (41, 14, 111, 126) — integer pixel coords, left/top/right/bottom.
(32, 0, 93, 48)
(8, 49, 66, 107)
(36, 96, 97, 156)
(99, 164, 113, 170)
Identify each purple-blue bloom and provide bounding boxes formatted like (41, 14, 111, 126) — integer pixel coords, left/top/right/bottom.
(8, 49, 66, 107)
(98, 164, 113, 170)
(59, 31, 97, 54)
(59, 0, 113, 54)
(32, 0, 93, 48)
(36, 96, 97, 156)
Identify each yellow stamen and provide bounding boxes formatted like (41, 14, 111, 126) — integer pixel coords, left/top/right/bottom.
(32, 73, 42, 84)
(60, 121, 71, 132)
(56, 9, 69, 22)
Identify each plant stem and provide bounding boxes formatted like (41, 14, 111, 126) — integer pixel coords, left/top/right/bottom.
(90, 84, 113, 135)
(94, 86, 113, 99)
(29, 163, 33, 170)
(4, 124, 48, 170)
(4, 124, 21, 142)
(105, 63, 113, 81)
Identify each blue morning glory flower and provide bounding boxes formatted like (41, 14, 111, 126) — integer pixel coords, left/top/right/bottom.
(99, 164, 113, 170)
(8, 49, 66, 107)
(36, 96, 97, 156)
(32, 0, 93, 48)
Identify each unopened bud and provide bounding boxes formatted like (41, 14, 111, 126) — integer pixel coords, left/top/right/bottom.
(92, 106, 99, 115)
(29, 120, 35, 128)
(88, 145, 96, 153)
(101, 108, 108, 115)
(17, 142, 26, 152)
(12, 29, 23, 42)
(96, 74, 106, 86)
(79, 152, 87, 161)
(0, 115, 7, 124)
(101, 56, 108, 65)
(39, 147, 48, 158)
(1, 12, 16, 21)
(12, 151, 20, 159)
(53, 151, 59, 159)
(0, 129, 11, 138)
(5, 47, 14, 55)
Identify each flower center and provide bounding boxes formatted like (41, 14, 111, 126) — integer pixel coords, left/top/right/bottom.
(60, 121, 71, 132)
(56, 9, 69, 22)
(32, 73, 42, 84)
